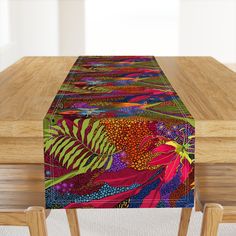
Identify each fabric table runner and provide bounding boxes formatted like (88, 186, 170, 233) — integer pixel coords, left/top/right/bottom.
(44, 56, 195, 209)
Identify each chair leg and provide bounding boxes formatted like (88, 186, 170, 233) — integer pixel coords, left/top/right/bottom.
(200, 203, 223, 236)
(178, 208, 192, 236)
(66, 209, 80, 236)
(26, 207, 48, 236)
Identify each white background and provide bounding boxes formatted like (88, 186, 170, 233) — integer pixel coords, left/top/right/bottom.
(0, 0, 236, 71)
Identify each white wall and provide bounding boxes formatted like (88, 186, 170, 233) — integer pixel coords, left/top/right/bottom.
(85, 0, 236, 63)
(0, 0, 85, 71)
(85, 0, 180, 56)
(58, 0, 85, 55)
(0, 0, 235, 71)
(10, 0, 59, 56)
(0, 0, 59, 71)
(179, 0, 236, 63)
(0, 0, 9, 48)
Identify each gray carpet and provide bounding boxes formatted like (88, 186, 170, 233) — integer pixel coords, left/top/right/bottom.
(0, 208, 236, 235)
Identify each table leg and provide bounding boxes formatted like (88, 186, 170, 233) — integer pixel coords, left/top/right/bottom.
(200, 203, 223, 236)
(66, 209, 80, 236)
(26, 207, 48, 236)
(45, 209, 51, 217)
(195, 191, 203, 212)
(178, 208, 192, 236)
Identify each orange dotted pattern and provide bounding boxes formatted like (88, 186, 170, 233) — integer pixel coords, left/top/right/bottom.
(101, 117, 159, 170)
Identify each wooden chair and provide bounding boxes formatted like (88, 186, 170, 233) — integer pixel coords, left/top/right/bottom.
(0, 164, 80, 236)
(178, 163, 236, 236)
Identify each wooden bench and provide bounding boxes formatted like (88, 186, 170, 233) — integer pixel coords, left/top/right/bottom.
(0, 164, 80, 236)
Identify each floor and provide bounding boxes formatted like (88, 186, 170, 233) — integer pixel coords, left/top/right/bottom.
(0, 208, 236, 236)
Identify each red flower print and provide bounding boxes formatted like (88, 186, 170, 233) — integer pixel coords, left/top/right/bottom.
(149, 143, 181, 183)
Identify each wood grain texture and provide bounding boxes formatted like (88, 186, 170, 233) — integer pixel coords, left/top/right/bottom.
(196, 137, 236, 163)
(0, 207, 48, 236)
(195, 120, 236, 138)
(0, 164, 44, 209)
(9, 135, 236, 165)
(222, 207, 236, 223)
(0, 121, 42, 137)
(1, 163, 236, 235)
(200, 203, 223, 236)
(26, 207, 48, 236)
(194, 190, 203, 212)
(0, 57, 236, 137)
(0, 210, 27, 225)
(157, 57, 236, 122)
(66, 209, 80, 236)
(0, 57, 77, 122)
(0, 138, 43, 163)
(2, 138, 236, 164)
(178, 208, 192, 236)
(0, 57, 235, 164)
(196, 164, 236, 207)
(0, 163, 235, 209)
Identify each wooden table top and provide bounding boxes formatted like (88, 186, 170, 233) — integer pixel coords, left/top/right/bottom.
(0, 57, 236, 164)
(0, 57, 236, 138)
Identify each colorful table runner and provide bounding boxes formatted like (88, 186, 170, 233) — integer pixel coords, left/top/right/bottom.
(44, 56, 195, 209)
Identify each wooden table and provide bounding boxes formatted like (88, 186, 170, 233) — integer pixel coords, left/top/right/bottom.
(0, 57, 236, 236)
